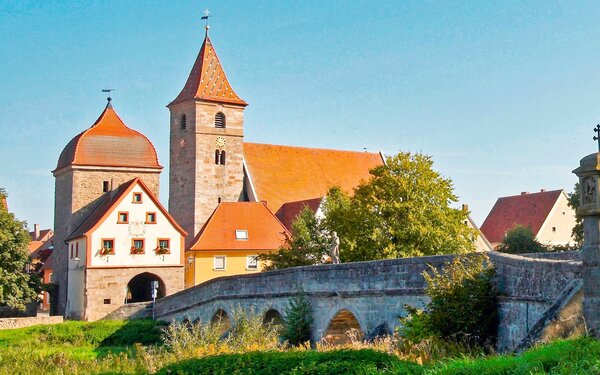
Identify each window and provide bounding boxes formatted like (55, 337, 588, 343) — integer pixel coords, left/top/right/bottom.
(215, 112, 226, 128)
(552, 227, 557, 232)
(103, 299, 111, 305)
(131, 239, 145, 253)
(214, 256, 226, 270)
(70, 243, 73, 259)
(103, 181, 109, 192)
(246, 255, 258, 270)
(133, 193, 143, 203)
(75, 242, 79, 258)
(235, 229, 248, 240)
(157, 239, 170, 254)
(215, 150, 226, 165)
(146, 212, 157, 224)
(118, 211, 129, 224)
(101, 239, 115, 255)
(180, 114, 187, 130)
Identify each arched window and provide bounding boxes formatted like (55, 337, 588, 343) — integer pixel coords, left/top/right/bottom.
(220, 150, 226, 165)
(215, 150, 220, 165)
(215, 112, 226, 128)
(180, 114, 187, 130)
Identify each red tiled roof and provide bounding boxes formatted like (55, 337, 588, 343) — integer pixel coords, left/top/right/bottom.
(28, 240, 44, 254)
(67, 178, 186, 241)
(54, 102, 162, 171)
(169, 34, 246, 107)
(243, 143, 384, 215)
(190, 202, 289, 251)
(29, 228, 53, 242)
(276, 198, 322, 231)
(480, 190, 563, 244)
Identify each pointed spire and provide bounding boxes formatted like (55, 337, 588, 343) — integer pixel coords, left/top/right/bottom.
(169, 30, 247, 107)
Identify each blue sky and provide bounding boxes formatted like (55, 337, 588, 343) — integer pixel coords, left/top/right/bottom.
(0, 1, 596, 229)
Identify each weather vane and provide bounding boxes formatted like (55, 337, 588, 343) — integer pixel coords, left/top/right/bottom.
(594, 124, 600, 152)
(102, 89, 115, 102)
(201, 9, 211, 33)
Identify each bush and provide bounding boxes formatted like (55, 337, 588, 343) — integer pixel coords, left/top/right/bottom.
(400, 253, 498, 347)
(161, 308, 280, 356)
(282, 291, 313, 346)
(155, 349, 414, 375)
(497, 225, 547, 254)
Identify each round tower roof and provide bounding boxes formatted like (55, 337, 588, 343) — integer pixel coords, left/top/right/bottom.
(55, 102, 162, 172)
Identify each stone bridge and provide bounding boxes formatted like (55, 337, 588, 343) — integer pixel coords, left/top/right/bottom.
(153, 251, 582, 352)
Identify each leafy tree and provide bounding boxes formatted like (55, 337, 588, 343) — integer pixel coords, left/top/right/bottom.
(258, 206, 330, 271)
(568, 183, 583, 246)
(323, 152, 476, 262)
(400, 253, 498, 347)
(497, 225, 547, 254)
(0, 188, 40, 311)
(282, 290, 313, 346)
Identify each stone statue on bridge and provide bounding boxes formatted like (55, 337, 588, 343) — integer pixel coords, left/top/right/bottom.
(330, 231, 340, 264)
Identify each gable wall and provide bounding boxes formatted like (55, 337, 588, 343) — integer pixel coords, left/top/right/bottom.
(537, 193, 576, 246)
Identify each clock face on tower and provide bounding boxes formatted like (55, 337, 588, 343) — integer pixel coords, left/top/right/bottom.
(215, 136, 226, 150)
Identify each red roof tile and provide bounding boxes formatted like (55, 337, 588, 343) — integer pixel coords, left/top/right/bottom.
(243, 143, 384, 215)
(55, 103, 162, 171)
(480, 189, 564, 244)
(67, 178, 186, 241)
(169, 34, 246, 107)
(276, 198, 322, 231)
(190, 202, 289, 251)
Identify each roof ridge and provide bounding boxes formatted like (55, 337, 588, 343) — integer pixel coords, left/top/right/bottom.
(244, 142, 381, 156)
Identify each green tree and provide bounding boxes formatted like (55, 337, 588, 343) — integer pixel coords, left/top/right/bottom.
(323, 152, 476, 262)
(568, 183, 583, 246)
(0, 188, 39, 311)
(400, 253, 498, 346)
(258, 206, 330, 271)
(282, 290, 313, 346)
(497, 225, 547, 254)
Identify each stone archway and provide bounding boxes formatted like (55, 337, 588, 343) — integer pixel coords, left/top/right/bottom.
(323, 309, 363, 345)
(263, 309, 285, 335)
(126, 272, 165, 303)
(211, 308, 232, 335)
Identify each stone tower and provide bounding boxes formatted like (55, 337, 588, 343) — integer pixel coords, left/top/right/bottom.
(52, 100, 163, 314)
(168, 28, 248, 244)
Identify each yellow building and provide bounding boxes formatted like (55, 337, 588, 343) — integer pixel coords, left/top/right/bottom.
(185, 202, 289, 286)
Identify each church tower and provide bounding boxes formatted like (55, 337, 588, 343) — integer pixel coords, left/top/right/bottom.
(168, 26, 248, 244)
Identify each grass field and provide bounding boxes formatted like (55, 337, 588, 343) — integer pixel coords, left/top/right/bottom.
(0, 320, 598, 374)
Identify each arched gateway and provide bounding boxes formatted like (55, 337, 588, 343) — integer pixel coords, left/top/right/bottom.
(126, 272, 165, 303)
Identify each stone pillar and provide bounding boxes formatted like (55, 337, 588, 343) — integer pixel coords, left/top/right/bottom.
(573, 153, 600, 337)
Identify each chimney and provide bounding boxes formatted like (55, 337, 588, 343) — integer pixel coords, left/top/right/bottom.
(461, 204, 469, 213)
(34, 224, 40, 240)
(540, 189, 546, 192)
(521, 192, 528, 195)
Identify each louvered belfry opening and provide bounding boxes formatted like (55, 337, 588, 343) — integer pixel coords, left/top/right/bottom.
(215, 112, 225, 128)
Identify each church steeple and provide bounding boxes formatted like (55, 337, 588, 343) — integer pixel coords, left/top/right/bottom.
(168, 33, 247, 107)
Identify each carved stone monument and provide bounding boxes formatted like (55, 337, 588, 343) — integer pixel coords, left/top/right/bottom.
(573, 152, 600, 337)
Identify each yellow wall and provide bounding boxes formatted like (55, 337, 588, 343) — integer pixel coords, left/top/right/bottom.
(185, 249, 272, 287)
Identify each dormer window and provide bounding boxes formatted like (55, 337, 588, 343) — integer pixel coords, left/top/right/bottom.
(180, 114, 187, 130)
(235, 229, 248, 240)
(215, 112, 225, 128)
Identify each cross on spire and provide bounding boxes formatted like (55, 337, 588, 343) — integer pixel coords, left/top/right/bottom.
(202, 9, 211, 35)
(594, 124, 600, 152)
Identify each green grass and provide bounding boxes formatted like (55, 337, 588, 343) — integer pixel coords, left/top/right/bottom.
(0, 320, 599, 374)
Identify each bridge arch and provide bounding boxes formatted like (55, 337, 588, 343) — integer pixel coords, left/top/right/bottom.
(263, 308, 285, 334)
(323, 308, 363, 345)
(211, 308, 232, 334)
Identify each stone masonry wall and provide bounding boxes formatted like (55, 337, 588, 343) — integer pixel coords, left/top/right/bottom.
(155, 252, 582, 351)
(85, 266, 183, 321)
